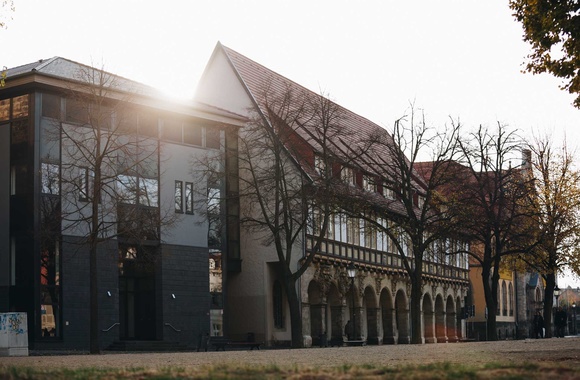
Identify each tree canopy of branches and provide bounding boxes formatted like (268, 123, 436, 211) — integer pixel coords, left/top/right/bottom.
(0, 1, 14, 87)
(519, 137, 580, 336)
(510, 0, 580, 107)
(455, 123, 535, 340)
(347, 106, 462, 344)
(0, 0, 14, 29)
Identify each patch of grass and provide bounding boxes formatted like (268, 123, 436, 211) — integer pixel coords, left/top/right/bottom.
(1, 361, 578, 379)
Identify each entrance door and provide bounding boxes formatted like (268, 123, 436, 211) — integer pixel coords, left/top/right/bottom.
(119, 245, 157, 340)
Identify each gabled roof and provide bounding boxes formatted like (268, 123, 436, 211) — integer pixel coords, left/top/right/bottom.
(203, 43, 420, 217)
(3, 56, 247, 125)
(217, 43, 397, 172)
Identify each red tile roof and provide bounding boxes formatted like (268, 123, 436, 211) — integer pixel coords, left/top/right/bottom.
(218, 43, 416, 216)
(219, 43, 398, 171)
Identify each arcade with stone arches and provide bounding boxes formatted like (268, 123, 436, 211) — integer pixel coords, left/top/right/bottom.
(301, 264, 468, 346)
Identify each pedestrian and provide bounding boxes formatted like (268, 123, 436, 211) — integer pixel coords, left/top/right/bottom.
(533, 311, 544, 338)
(554, 307, 568, 337)
(344, 320, 351, 340)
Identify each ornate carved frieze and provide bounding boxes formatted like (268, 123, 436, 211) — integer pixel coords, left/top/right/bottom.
(374, 275, 383, 296)
(313, 263, 333, 298)
(336, 268, 350, 297)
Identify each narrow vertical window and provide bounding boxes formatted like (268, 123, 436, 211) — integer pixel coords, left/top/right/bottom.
(341, 166, 355, 185)
(502, 282, 508, 316)
(175, 181, 183, 213)
(79, 167, 92, 201)
(273, 280, 284, 329)
(185, 182, 194, 214)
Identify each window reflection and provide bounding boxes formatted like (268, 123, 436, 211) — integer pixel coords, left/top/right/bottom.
(41, 163, 60, 195)
(207, 186, 221, 248)
(40, 195, 61, 338)
(139, 177, 158, 207)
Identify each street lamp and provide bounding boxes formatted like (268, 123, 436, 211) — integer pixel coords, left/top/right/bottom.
(573, 302, 577, 335)
(347, 262, 356, 341)
(554, 285, 561, 308)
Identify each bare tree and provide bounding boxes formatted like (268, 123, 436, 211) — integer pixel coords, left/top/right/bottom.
(231, 82, 351, 348)
(43, 62, 173, 353)
(455, 123, 535, 340)
(518, 136, 580, 337)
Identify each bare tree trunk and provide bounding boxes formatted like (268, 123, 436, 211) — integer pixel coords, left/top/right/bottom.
(543, 273, 556, 338)
(481, 257, 499, 341)
(285, 276, 303, 348)
(410, 272, 423, 344)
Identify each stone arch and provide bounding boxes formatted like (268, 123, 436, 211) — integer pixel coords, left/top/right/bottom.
(422, 292, 435, 343)
(435, 293, 446, 343)
(446, 295, 457, 342)
(363, 286, 380, 344)
(307, 280, 325, 346)
(395, 288, 410, 344)
(345, 279, 361, 340)
(327, 282, 344, 344)
(380, 288, 395, 344)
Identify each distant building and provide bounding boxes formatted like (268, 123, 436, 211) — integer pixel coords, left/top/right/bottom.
(468, 263, 544, 340)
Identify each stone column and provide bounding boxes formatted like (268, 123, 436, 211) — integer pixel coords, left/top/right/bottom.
(353, 306, 364, 340)
(301, 303, 312, 347)
(447, 312, 458, 342)
(435, 310, 447, 343)
(424, 311, 436, 343)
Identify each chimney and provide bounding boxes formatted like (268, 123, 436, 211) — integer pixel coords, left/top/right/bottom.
(522, 149, 532, 170)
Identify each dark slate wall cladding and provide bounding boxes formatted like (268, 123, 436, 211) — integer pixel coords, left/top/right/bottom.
(161, 244, 210, 350)
(35, 236, 119, 351)
(60, 236, 90, 350)
(97, 239, 121, 349)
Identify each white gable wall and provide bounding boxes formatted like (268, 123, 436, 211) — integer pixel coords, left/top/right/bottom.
(195, 48, 254, 117)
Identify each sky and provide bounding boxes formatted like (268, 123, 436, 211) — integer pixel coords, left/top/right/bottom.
(2, 0, 580, 288)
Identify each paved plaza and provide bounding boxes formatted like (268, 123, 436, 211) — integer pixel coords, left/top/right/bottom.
(1, 337, 579, 370)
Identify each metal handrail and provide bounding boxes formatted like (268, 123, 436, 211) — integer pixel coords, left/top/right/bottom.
(101, 322, 120, 332)
(164, 323, 181, 332)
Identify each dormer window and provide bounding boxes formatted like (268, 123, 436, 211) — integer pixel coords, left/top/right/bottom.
(341, 166, 355, 185)
(363, 175, 377, 192)
(383, 182, 395, 199)
(314, 155, 326, 176)
(417, 195, 425, 209)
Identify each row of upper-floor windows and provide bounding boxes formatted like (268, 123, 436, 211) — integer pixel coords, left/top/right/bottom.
(2, 93, 223, 149)
(35, 162, 159, 207)
(311, 210, 469, 269)
(314, 155, 423, 206)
